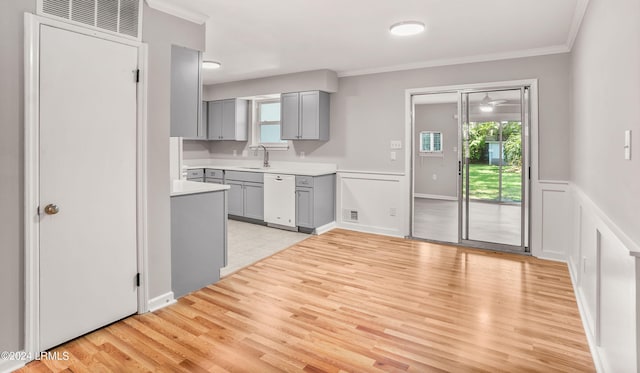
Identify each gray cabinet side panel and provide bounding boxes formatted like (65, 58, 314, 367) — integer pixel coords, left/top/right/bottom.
(318, 91, 330, 141)
(244, 182, 264, 220)
(170, 45, 200, 138)
(207, 101, 223, 140)
(313, 174, 336, 227)
(171, 192, 225, 299)
(300, 91, 319, 139)
(227, 181, 244, 216)
(280, 92, 300, 140)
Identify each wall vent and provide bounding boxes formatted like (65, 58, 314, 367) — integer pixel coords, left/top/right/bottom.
(39, 0, 142, 40)
(343, 209, 359, 222)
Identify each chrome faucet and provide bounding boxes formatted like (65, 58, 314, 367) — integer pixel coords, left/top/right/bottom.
(258, 145, 270, 168)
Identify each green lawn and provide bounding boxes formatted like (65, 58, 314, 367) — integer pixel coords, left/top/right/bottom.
(468, 164, 522, 202)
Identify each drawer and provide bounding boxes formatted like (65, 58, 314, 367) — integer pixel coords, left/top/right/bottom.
(205, 178, 223, 184)
(225, 170, 264, 183)
(187, 176, 204, 182)
(295, 175, 314, 187)
(205, 168, 224, 179)
(186, 168, 204, 179)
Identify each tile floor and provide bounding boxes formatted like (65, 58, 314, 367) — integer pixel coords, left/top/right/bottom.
(221, 219, 310, 277)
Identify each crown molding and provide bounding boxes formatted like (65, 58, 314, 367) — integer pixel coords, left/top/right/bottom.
(566, 0, 590, 49)
(145, 0, 208, 25)
(337, 45, 570, 78)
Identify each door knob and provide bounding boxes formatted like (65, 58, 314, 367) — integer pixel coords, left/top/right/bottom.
(44, 204, 60, 215)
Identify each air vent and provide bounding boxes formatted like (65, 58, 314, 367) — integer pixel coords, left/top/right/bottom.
(38, 0, 141, 40)
(343, 209, 359, 222)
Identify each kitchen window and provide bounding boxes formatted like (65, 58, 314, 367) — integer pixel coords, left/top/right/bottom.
(420, 131, 443, 153)
(255, 99, 288, 147)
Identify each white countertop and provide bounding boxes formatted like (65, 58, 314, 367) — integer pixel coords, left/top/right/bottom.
(183, 160, 337, 177)
(170, 180, 230, 197)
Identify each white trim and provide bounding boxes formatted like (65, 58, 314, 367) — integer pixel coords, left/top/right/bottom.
(314, 221, 336, 235)
(0, 358, 27, 373)
(337, 170, 405, 177)
(568, 262, 605, 373)
(24, 13, 149, 358)
(414, 193, 457, 201)
(572, 183, 640, 255)
(338, 45, 569, 78)
(145, 0, 208, 25)
(147, 292, 177, 312)
(136, 44, 150, 314)
(567, 0, 590, 50)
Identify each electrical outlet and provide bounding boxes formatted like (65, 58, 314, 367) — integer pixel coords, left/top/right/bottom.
(300, 151, 306, 159)
(389, 208, 397, 216)
(390, 140, 402, 149)
(390, 151, 396, 161)
(432, 174, 437, 180)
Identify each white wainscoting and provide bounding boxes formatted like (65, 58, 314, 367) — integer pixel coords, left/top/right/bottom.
(569, 184, 638, 373)
(336, 171, 406, 237)
(531, 180, 572, 261)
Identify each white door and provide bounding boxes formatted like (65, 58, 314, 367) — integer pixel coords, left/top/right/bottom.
(39, 25, 139, 350)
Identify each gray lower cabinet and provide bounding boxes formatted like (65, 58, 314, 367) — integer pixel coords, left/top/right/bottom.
(205, 168, 224, 184)
(295, 174, 335, 229)
(281, 91, 330, 141)
(186, 168, 204, 182)
(170, 45, 205, 139)
(171, 190, 227, 299)
(207, 99, 248, 141)
(225, 171, 264, 220)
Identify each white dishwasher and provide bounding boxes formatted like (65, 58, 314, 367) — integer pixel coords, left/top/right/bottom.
(264, 173, 296, 228)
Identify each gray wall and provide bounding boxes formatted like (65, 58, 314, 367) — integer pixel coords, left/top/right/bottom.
(195, 53, 571, 180)
(414, 103, 458, 197)
(570, 0, 640, 245)
(0, 0, 35, 353)
(142, 4, 205, 299)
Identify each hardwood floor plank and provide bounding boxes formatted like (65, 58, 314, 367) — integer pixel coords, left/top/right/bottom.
(16, 229, 594, 372)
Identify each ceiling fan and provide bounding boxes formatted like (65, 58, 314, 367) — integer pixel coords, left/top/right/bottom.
(478, 93, 518, 112)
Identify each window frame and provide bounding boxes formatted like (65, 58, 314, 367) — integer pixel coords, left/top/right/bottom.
(251, 98, 289, 150)
(419, 131, 443, 155)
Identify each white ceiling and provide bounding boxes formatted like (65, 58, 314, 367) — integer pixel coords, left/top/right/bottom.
(155, 0, 588, 85)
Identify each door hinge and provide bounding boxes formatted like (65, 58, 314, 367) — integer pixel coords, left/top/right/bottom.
(135, 273, 141, 287)
(135, 69, 140, 83)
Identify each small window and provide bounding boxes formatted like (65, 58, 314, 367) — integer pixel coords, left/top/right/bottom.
(257, 100, 286, 144)
(420, 131, 443, 153)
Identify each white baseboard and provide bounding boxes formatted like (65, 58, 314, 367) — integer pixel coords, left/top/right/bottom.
(337, 222, 404, 238)
(147, 292, 176, 313)
(314, 221, 336, 235)
(0, 358, 27, 373)
(414, 193, 457, 201)
(568, 259, 605, 373)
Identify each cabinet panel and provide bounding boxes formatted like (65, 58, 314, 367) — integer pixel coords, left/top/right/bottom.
(296, 188, 313, 228)
(280, 92, 300, 140)
(207, 101, 223, 140)
(225, 170, 263, 183)
(170, 45, 201, 138)
(244, 182, 264, 220)
(300, 91, 319, 140)
(205, 178, 223, 184)
(221, 99, 237, 140)
(227, 181, 244, 216)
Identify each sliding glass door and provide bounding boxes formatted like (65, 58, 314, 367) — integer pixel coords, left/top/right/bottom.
(460, 88, 529, 251)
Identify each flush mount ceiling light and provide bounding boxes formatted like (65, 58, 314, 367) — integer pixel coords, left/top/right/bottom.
(389, 21, 425, 36)
(202, 61, 222, 70)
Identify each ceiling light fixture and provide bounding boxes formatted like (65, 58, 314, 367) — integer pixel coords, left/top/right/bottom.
(389, 21, 425, 36)
(202, 61, 222, 70)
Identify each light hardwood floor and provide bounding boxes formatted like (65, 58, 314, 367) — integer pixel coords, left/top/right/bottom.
(18, 229, 594, 372)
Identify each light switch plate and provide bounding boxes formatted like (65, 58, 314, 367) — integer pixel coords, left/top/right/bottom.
(624, 130, 631, 160)
(390, 140, 402, 149)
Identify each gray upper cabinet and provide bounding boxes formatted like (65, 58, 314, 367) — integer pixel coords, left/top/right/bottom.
(281, 91, 330, 141)
(207, 99, 248, 141)
(170, 45, 205, 139)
